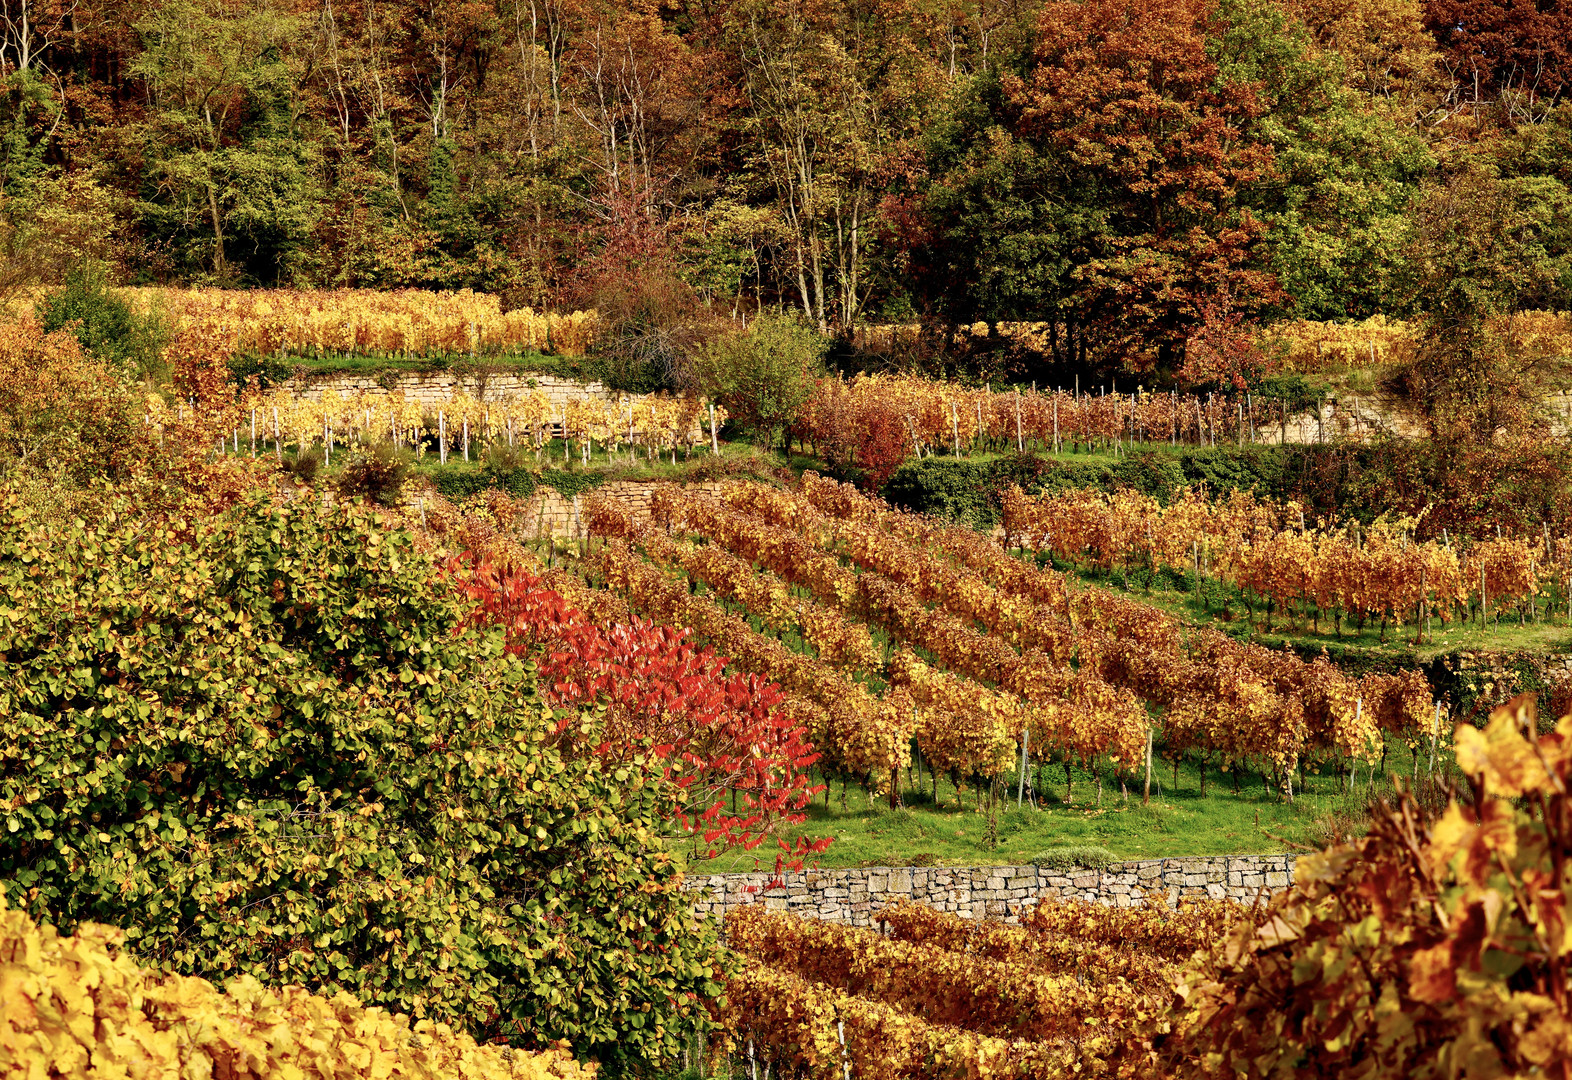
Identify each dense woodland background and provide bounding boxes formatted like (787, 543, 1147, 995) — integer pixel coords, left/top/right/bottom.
(2, 0, 1570, 384)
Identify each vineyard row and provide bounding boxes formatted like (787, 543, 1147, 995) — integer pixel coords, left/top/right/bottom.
(1003, 485, 1564, 634)
(569, 476, 1431, 797)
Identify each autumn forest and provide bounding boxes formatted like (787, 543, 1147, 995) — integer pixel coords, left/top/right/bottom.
(3, 0, 1569, 385)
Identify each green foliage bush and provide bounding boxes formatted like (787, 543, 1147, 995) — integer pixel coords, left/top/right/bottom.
(539, 469, 607, 499)
(0, 493, 724, 1069)
(424, 462, 609, 502)
(36, 264, 168, 381)
(426, 462, 506, 500)
(693, 311, 824, 450)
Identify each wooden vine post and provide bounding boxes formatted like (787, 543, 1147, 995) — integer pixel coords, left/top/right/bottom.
(1018, 727, 1029, 808)
(1143, 728, 1153, 805)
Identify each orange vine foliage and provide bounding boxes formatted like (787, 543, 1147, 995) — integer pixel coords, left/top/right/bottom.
(576, 473, 1426, 788)
(1161, 694, 1572, 1077)
(1003, 483, 1554, 628)
(795, 375, 1270, 474)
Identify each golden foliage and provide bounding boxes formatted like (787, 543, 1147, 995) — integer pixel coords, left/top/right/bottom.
(0, 894, 594, 1080)
(0, 316, 138, 483)
(1163, 694, 1572, 1077)
(122, 287, 598, 357)
(237, 387, 718, 459)
(1004, 482, 1557, 629)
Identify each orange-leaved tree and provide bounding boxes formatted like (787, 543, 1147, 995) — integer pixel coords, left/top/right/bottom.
(1000, 0, 1282, 370)
(0, 315, 142, 484)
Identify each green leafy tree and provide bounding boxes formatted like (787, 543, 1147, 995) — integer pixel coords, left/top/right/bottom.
(1214, 0, 1436, 321)
(132, 0, 321, 282)
(693, 308, 825, 449)
(37, 263, 169, 381)
(0, 493, 726, 1069)
(1397, 166, 1572, 441)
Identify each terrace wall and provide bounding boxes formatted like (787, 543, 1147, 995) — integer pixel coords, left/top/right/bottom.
(689, 854, 1298, 927)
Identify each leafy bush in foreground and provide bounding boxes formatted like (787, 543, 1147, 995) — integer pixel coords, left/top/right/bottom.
(0, 894, 595, 1080)
(1162, 694, 1572, 1077)
(0, 492, 725, 1069)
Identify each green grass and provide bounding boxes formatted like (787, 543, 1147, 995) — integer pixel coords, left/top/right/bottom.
(691, 739, 1452, 872)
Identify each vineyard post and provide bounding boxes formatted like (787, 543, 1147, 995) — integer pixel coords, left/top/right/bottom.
(1143, 728, 1153, 805)
(951, 401, 960, 455)
(463, 417, 469, 461)
(1015, 389, 1023, 451)
(1195, 397, 1203, 447)
(1018, 727, 1029, 808)
(711, 403, 719, 455)
(323, 416, 331, 465)
(1053, 393, 1059, 455)
(438, 411, 447, 464)
(1349, 699, 1363, 792)
(274, 407, 281, 462)
(419, 498, 426, 530)
(1422, 564, 1430, 643)
(249, 409, 256, 457)
(836, 1020, 850, 1080)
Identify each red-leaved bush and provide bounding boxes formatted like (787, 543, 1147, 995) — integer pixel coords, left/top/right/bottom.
(450, 556, 829, 869)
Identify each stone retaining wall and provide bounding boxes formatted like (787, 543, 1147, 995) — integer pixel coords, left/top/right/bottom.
(443, 478, 720, 539)
(286, 370, 614, 409)
(689, 855, 1297, 928)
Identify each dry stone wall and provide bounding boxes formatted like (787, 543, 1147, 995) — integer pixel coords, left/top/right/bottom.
(689, 855, 1297, 927)
(437, 478, 723, 540)
(286, 369, 614, 410)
